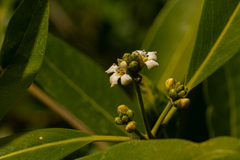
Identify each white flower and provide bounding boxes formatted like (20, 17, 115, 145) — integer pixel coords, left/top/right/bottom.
(105, 60, 132, 87)
(137, 50, 159, 70)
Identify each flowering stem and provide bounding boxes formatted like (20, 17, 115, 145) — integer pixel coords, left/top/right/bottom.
(133, 81, 155, 139)
(152, 101, 172, 137)
(134, 129, 148, 140)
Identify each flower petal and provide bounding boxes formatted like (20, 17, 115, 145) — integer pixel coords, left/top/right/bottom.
(110, 73, 121, 87)
(145, 60, 159, 70)
(105, 63, 118, 74)
(147, 51, 157, 61)
(117, 59, 128, 72)
(120, 74, 132, 85)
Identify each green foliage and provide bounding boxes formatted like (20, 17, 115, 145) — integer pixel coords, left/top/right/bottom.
(186, 0, 240, 91)
(78, 137, 240, 160)
(204, 52, 240, 137)
(141, 0, 204, 91)
(1, 0, 240, 159)
(0, 0, 49, 121)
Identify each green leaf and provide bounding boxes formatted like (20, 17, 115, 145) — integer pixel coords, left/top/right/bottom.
(78, 137, 240, 160)
(204, 53, 240, 137)
(0, 0, 49, 121)
(186, 1, 240, 91)
(141, 0, 204, 91)
(35, 34, 144, 136)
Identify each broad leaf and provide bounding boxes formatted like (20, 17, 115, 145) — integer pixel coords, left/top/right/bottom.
(0, 0, 49, 121)
(141, 0, 204, 91)
(35, 34, 144, 136)
(78, 137, 240, 160)
(0, 128, 101, 159)
(204, 53, 240, 137)
(186, 1, 240, 91)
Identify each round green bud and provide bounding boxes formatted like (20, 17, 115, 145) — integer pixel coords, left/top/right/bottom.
(117, 105, 129, 116)
(129, 61, 139, 71)
(122, 53, 132, 64)
(125, 121, 137, 133)
(178, 90, 186, 97)
(175, 82, 181, 89)
(176, 85, 184, 93)
(177, 98, 190, 109)
(165, 78, 175, 92)
(122, 115, 129, 123)
(131, 51, 139, 61)
(127, 109, 134, 120)
(115, 117, 123, 125)
(169, 89, 178, 100)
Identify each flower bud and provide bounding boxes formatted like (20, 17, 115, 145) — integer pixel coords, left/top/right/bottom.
(125, 121, 137, 133)
(127, 109, 134, 120)
(129, 61, 138, 71)
(122, 53, 132, 64)
(176, 84, 184, 93)
(169, 89, 178, 100)
(165, 78, 175, 92)
(115, 117, 123, 125)
(122, 115, 129, 123)
(177, 98, 190, 109)
(117, 105, 129, 116)
(175, 82, 181, 89)
(178, 90, 186, 97)
(131, 51, 140, 61)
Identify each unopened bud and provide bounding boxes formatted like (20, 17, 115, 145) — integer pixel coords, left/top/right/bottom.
(177, 98, 190, 109)
(131, 51, 140, 61)
(127, 109, 134, 120)
(169, 89, 178, 100)
(117, 105, 129, 117)
(115, 117, 123, 125)
(178, 90, 186, 97)
(165, 78, 175, 91)
(175, 81, 181, 88)
(184, 86, 188, 93)
(176, 85, 184, 92)
(122, 115, 129, 123)
(129, 61, 138, 71)
(122, 53, 132, 64)
(125, 121, 137, 133)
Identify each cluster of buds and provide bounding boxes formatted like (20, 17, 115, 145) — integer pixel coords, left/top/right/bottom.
(165, 78, 190, 109)
(115, 105, 137, 133)
(105, 50, 159, 87)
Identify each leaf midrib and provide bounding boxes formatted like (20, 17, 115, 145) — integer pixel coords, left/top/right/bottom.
(0, 135, 131, 159)
(44, 57, 129, 135)
(186, 2, 240, 90)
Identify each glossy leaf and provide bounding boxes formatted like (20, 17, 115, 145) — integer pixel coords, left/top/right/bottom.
(204, 53, 240, 137)
(0, 0, 49, 121)
(78, 137, 240, 160)
(186, 1, 240, 91)
(35, 34, 144, 136)
(0, 128, 132, 160)
(141, 0, 204, 91)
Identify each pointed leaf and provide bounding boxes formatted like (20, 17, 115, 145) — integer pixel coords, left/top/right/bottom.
(186, 1, 240, 90)
(35, 34, 144, 136)
(78, 137, 240, 160)
(0, 0, 49, 121)
(204, 53, 240, 137)
(141, 0, 204, 91)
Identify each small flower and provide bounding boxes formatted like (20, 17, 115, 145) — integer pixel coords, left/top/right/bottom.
(137, 50, 159, 70)
(105, 61, 132, 87)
